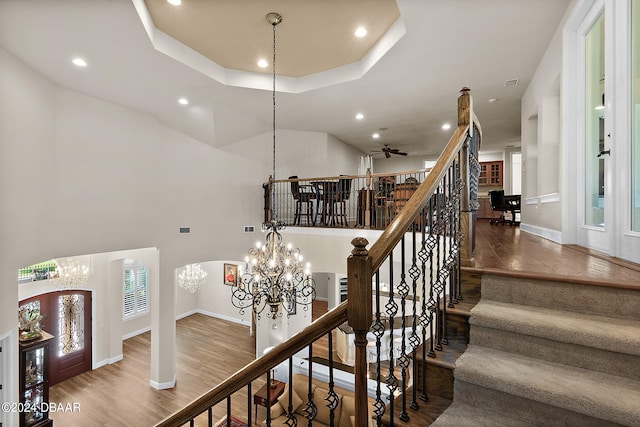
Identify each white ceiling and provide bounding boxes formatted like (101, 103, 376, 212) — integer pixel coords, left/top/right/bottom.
(0, 0, 571, 158)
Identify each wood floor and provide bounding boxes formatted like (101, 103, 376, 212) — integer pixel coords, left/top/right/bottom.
(48, 221, 640, 426)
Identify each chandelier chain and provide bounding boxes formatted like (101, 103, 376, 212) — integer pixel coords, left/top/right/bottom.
(271, 17, 278, 219)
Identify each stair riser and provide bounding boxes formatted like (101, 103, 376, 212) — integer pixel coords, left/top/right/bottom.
(415, 362, 454, 400)
(482, 274, 640, 318)
(460, 270, 481, 305)
(470, 326, 640, 381)
(452, 381, 623, 427)
(444, 311, 469, 343)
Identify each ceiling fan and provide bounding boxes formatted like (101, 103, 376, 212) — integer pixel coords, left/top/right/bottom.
(372, 144, 408, 158)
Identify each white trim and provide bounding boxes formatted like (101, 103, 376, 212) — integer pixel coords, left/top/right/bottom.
(520, 223, 564, 244)
(109, 354, 124, 364)
(94, 353, 124, 369)
(0, 329, 16, 427)
(150, 374, 176, 390)
(287, 226, 384, 240)
(122, 326, 151, 340)
(525, 197, 538, 205)
(539, 193, 561, 203)
(525, 193, 560, 205)
(175, 309, 197, 321)
(189, 309, 252, 327)
(94, 358, 109, 369)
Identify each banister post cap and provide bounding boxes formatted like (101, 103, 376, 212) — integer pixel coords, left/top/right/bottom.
(350, 238, 369, 256)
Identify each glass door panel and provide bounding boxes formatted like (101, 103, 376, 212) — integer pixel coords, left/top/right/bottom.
(632, 0, 640, 231)
(585, 12, 606, 227)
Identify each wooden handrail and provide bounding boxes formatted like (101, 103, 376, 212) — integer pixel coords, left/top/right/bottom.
(155, 303, 348, 427)
(367, 125, 469, 272)
(347, 87, 476, 426)
(270, 168, 432, 184)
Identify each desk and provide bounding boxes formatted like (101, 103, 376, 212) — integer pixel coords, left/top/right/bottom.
(253, 380, 285, 422)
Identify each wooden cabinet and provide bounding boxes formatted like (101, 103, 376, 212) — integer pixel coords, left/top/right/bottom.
(478, 161, 503, 186)
(19, 332, 54, 427)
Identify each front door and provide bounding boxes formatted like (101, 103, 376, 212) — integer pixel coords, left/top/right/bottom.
(19, 290, 92, 386)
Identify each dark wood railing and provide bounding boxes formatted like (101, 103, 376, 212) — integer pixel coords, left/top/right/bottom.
(156, 87, 480, 427)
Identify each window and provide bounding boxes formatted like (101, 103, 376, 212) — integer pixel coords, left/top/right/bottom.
(123, 265, 148, 319)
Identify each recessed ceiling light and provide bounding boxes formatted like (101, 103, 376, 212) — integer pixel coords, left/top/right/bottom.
(355, 113, 364, 120)
(71, 57, 87, 67)
(488, 98, 498, 103)
(372, 133, 380, 139)
(355, 27, 368, 38)
(441, 123, 451, 130)
(257, 59, 269, 68)
(167, 0, 182, 5)
(178, 98, 189, 105)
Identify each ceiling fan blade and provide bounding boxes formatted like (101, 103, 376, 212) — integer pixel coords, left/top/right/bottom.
(395, 151, 408, 156)
(385, 151, 391, 158)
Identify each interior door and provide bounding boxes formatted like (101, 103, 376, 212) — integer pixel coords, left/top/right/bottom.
(19, 290, 92, 386)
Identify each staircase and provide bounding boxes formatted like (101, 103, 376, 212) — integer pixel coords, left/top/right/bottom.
(431, 271, 640, 426)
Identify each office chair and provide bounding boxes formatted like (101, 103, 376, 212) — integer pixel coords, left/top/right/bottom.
(488, 190, 521, 226)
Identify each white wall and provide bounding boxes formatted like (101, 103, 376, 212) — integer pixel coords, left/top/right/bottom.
(222, 129, 364, 180)
(1, 44, 366, 405)
(520, 3, 574, 235)
(0, 46, 269, 404)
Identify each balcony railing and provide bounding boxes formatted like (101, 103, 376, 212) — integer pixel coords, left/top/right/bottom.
(156, 87, 481, 427)
(265, 170, 433, 230)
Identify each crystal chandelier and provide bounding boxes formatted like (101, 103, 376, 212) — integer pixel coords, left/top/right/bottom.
(231, 12, 315, 320)
(177, 263, 208, 293)
(52, 257, 90, 289)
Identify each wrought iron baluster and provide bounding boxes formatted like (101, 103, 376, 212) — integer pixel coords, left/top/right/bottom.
(397, 236, 410, 422)
(434, 184, 444, 351)
(385, 251, 398, 426)
(266, 368, 273, 427)
(285, 357, 296, 426)
(409, 214, 421, 410)
(303, 344, 316, 426)
(246, 383, 251, 427)
(327, 333, 339, 427)
(426, 196, 436, 360)
(372, 271, 386, 424)
(226, 396, 231, 426)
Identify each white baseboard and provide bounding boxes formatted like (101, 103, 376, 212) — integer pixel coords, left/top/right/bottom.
(94, 353, 123, 370)
(176, 309, 198, 320)
(122, 326, 151, 340)
(194, 309, 251, 326)
(150, 374, 176, 390)
(520, 223, 563, 244)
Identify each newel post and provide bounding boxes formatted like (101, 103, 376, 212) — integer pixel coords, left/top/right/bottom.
(347, 237, 372, 427)
(458, 87, 476, 266)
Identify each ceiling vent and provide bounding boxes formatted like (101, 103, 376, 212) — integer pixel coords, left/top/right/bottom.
(504, 78, 519, 87)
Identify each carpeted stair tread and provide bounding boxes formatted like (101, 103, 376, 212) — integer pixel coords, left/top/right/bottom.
(470, 300, 640, 356)
(455, 346, 640, 426)
(481, 274, 640, 318)
(430, 401, 536, 427)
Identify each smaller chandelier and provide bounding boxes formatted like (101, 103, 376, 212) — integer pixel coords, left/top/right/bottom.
(232, 219, 315, 319)
(177, 263, 208, 293)
(52, 258, 90, 289)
